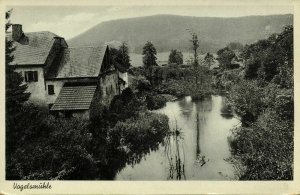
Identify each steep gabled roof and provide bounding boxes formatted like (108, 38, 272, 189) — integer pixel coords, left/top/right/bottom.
(51, 45, 107, 79)
(6, 31, 60, 65)
(51, 85, 97, 111)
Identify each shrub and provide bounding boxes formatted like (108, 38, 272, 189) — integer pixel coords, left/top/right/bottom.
(7, 116, 97, 180)
(146, 94, 167, 110)
(107, 112, 170, 165)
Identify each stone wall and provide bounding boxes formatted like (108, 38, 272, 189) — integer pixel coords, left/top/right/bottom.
(99, 71, 119, 105)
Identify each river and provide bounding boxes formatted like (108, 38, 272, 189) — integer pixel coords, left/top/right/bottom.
(115, 95, 240, 180)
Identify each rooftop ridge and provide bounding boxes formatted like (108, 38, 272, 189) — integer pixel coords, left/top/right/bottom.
(67, 46, 105, 49)
(6, 30, 62, 38)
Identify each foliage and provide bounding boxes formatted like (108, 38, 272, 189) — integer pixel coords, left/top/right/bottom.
(216, 47, 237, 69)
(5, 10, 30, 109)
(203, 52, 214, 68)
(242, 25, 293, 83)
(228, 80, 266, 124)
(228, 96, 293, 180)
(7, 113, 97, 180)
(187, 31, 213, 100)
(142, 41, 158, 68)
(154, 79, 189, 97)
(7, 84, 170, 180)
(212, 69, 242, 91)
(168, 49, 183, 65)
(189, 32, 200, 66)
(227, 42, 243, 52)
(110, 42, 131, 71)
(109, 88, 147, 123)
(225, 26, 294, 180)
(108, 112, 169, 165)
(6, 10, 31, 176)
(146, 94, 168, 110)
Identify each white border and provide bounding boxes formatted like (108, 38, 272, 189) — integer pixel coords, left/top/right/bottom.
(0, 0, 299, 194)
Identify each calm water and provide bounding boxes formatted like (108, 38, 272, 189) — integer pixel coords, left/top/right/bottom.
(115, 95, 240, 180)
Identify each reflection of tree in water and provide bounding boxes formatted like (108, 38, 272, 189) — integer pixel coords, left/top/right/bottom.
(164, 125, 186, 180)
(194, 108, 209, 168)
(194, 97, 213, 113)
(220, 98, 234, 119)
(178, 97, 194, 119)
(98, 129, 168, 180)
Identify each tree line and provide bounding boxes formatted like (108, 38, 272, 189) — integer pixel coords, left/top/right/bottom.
(214, 25, 294, 180)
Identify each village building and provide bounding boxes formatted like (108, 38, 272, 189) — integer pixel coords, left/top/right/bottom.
(6, 24, 128, 119)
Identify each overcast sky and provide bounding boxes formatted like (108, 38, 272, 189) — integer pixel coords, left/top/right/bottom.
(7, 5, 293, 40)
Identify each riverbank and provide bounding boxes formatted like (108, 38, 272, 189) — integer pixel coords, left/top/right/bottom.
(6, 86, 171, 180)
(116, 95, 239, 180)
(215, 26, 294, 180)
(129, 65, 213, 110)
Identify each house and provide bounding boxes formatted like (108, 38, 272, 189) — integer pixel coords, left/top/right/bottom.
(6, 24, 128, 119)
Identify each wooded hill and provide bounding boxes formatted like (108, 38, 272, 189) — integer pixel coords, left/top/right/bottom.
(68, 14, 293, 53)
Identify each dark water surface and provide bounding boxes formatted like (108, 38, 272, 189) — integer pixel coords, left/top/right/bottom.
(116, 95, 240, 180)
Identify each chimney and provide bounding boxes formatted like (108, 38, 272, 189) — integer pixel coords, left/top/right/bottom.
(12, 24, 23, 41)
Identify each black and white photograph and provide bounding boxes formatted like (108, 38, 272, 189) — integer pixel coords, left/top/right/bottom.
(1, 0, 299, 194)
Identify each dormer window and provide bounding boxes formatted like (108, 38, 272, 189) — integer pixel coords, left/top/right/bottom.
(24, 71, 38, 82)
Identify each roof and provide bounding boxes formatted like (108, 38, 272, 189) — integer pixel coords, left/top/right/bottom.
(51, 85, 97, 111)
(6, 31, 60, 65)
(52, 46, 107, 79)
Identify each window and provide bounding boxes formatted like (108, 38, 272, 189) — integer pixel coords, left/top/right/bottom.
(24, 71, 38, 82)
(48, 85, 55, 95)
(48, 104, 53, 110)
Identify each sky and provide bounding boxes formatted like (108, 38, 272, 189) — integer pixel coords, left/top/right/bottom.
(6, 5, 293, 40)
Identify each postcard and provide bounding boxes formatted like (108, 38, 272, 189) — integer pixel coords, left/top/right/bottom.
(0, 0, 299, 194)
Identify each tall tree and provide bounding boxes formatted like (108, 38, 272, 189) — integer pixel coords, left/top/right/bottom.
(168, 49, 183, 65)
(6, 10, 31, 175)
(142, 41, 157, 68)
(110, 42, 131, 71)
(6, 10, 30, 109)
(188, 31, 209, 100)
(190, 32, 199, 67)
(117, 42, 131, 69)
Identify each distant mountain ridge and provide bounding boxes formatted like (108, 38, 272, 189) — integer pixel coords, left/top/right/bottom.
(68, 14, 293, 53)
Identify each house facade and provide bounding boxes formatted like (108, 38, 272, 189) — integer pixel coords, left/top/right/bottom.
(7, 24, 128, 119)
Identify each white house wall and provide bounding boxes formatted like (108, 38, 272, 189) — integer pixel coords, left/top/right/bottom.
(45, 80, 64, 105)
(16, 67, 46, 105)
(119, 72, 129, 88)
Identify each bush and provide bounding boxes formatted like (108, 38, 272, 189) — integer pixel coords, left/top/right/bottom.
(226, 26, 294, 180)
(228, 80, 266, 124)
(107, 112, 170, 165)
(7, 116, 97, 180)
(146, 94, 167, 110)
(228, 107, 293, 180)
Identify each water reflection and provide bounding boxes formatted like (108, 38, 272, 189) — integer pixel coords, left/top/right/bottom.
(178, 96, 193, 119)
(165, 128, 186, 180)
(116, 95, 240, 180)
(220, 98, 234, 119)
